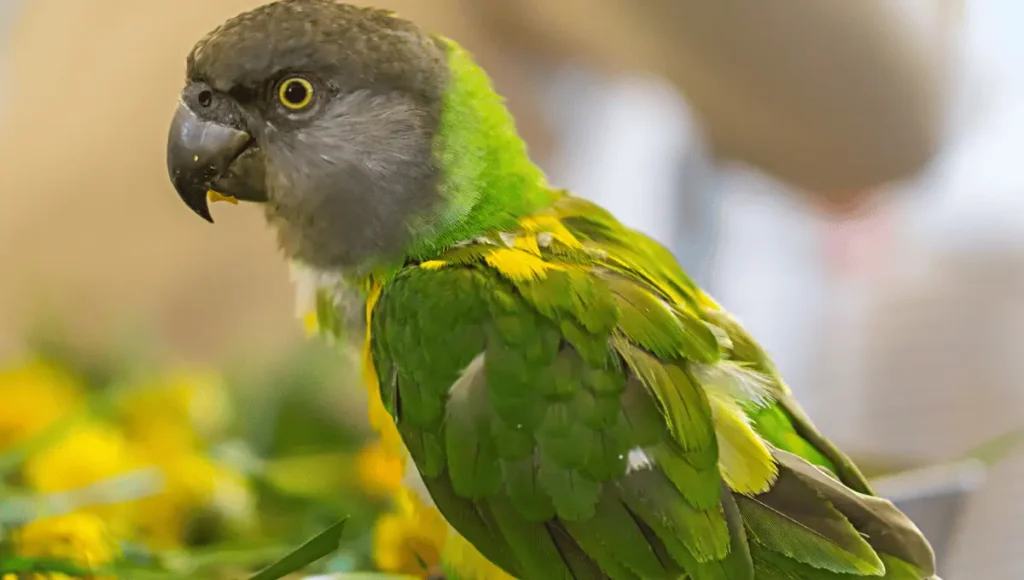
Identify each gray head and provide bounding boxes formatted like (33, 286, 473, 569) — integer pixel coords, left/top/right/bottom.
(166, 0, 449, 269)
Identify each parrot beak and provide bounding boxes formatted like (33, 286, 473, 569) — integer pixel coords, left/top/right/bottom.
(167, 102, 263, 223)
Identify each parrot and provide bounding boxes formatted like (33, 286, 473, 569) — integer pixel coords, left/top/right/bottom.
(165, 1, 940, 579)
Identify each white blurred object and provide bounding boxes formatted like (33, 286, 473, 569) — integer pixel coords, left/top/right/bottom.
(542, 69, 722, 286)
(807, 10, 1024, 577)
(544, 69, 691, 248)
(710, 169, 829, 407)
(874, 458, 987, 572)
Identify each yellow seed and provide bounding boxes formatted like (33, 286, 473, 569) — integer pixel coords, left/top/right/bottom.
(207, 190, 238, 205)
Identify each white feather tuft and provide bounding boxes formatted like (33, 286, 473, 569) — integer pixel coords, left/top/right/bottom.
(690, 361, 774, 407)
(289, 261, 320, 319)
(447, 353, 486, 399)
(626, 448, 654, 473)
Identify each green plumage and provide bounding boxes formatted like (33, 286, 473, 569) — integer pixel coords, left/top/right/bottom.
(364, 28, 937, 580)
(368, 198, 938, 580)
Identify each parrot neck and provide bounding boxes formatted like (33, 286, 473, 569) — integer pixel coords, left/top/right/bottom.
(403, 37, 559, 262)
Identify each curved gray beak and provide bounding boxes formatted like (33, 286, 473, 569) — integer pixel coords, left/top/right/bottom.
(166, 102, 253, 223)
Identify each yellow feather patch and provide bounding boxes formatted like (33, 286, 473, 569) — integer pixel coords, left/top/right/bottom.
(512, 234, 541, 256)
(710, 396, 778, 496)
(362, 279, 406, 459)
(697, 290, 721, 311)
(519, 214, 582, 249)
(484, 248, 561, 281)
(420, 260, 448, 270)
(443, 531, 517, 580)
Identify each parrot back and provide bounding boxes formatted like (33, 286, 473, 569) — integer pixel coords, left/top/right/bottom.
(362, 194, 939, 580)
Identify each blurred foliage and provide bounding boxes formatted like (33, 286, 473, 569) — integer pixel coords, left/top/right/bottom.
(0, 329, 446, 579)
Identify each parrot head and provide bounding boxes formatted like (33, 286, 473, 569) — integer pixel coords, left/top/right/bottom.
(166, 0, 452, 269)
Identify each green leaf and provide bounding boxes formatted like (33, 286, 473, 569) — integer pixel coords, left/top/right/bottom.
(247, 518, 347, 580)
(0, 556, 92, 575)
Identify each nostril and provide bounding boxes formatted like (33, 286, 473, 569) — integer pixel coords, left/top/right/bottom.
(197, 89, 213, 107)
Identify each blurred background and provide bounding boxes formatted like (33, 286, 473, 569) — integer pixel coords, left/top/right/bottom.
(1, 0, 1023, 578)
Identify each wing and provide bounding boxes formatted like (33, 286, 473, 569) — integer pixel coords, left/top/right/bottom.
(369, 195, 937, 580)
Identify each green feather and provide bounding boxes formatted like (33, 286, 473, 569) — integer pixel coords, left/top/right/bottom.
(616, 469, 730, 566)
(736, 467, 884, 575)
(400, 422, 445, 478)
(557, 519, 643, 580)
(545, 348, 583, 400)
(537, 452, 600, 520)
(651, 442, 722, 511)
(603, 274, 717, 362)
(547, 522, 607, 580)
(582, 418, 630, 481)
(405, 38, 557, 259)
(579, 389, 622, 430)
(561, 488, 675, 579)
(501, 455, 555, 522)
(619, 375, 669, 448)
(445, 354, 502, 498)
(486, 494, 575, 580)
(878, 554, 934, 580)
(751, 545, 933, 580)
(491, 417, 534, 459)
(538, 410, 594, 470)
(772, 450, 936, 575)
(558, 318, 610, 366)
(420, 472, 521, 576)
(719, 487, 755, 580)
(614, 337, 716, 455)
(777, 394, 875, 495)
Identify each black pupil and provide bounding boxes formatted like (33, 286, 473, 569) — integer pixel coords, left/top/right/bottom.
(284, 81, 307, 105)
(197, 90, 212, 107)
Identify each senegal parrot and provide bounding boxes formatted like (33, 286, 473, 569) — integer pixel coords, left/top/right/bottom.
(165, 1, 940, 579)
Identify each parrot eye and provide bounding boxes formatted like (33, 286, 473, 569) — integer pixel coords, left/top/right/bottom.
(277, 77, 314, 110)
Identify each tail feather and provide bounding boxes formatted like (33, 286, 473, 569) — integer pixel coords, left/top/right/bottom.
(771, 449, 937, 576)
(739, 448, 938, 580)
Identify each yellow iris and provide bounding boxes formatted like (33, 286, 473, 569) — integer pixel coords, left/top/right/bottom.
(278, 76, 314, 110)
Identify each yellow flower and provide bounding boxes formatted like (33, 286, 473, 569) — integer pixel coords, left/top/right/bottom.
(117, 369, 231, 452)
(111, 369, 251, 546)
(24, 422, 138, 494)
(13, 512, 120, 575)
(357, 441, 405, 498)
(373, 488, 448, 578)
(0, 359, 83, 451)
(303, 310, 320, 336)
(131, 452, 253, 548)
(22, 421, 140, 537)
